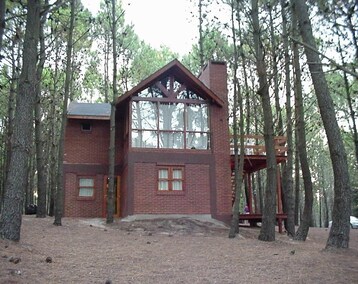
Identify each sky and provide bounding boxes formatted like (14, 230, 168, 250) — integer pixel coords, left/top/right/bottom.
(82, 0, 198, 55)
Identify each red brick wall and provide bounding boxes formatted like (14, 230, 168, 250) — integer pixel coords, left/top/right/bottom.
(64, 173, 104, 217)
(64, 119, 110, 217)
(133, 163, 210, 214)
(199, 61, 232, 222)
(120, 165, 128, 216)
(64, 119, 110, 164)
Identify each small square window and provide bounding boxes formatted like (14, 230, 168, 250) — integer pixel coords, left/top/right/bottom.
(81, 122, 92, 132)
(157, 167, 184, 191)
(78, 177, 95, 198)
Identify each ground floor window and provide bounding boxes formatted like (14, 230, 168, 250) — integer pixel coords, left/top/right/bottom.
(158, 167, 184, 191)
(78, 177, 95, 198)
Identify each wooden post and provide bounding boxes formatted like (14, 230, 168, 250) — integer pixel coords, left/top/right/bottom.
(277, 167, 283, 233)
(247, 172, 252, 213)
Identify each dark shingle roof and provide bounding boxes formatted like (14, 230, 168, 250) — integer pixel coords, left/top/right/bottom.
(67, 102, 111, 120)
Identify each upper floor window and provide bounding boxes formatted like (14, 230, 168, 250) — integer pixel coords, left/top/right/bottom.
(131, 76, 210, 150)
(81, 122, 92, 132)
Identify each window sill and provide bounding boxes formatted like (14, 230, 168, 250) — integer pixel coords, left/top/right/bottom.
(76, 196, 95, 201)
(156, 190, 185, 196)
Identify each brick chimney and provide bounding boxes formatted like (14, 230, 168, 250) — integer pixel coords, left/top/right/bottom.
(198, 61, 228, 103)
(199, 61, 232, 223)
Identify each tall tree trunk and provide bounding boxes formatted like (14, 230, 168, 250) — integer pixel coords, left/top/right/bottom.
(48, 37, 61, 217)
(104, 33, 110, 103)
(54, 0, 75, 226)
(4, 40, 18, 205)
(268, 3, 283, 135)
(293, 0, 351, 249)
(291, 4, 313, 241)
(251, 0, 277, 242)
(198, 0, 204, 69)
(106, 0, 118, 224)
(26, 151, 35, 207)
(294, 134, 300, 225)
(280, 0, 295, 237)
(337, 41, 358, 166)
(322, 187, 329, 228)
(35, 8, 49, 218)
(0, 0, 40, 241)
(229, 0, 245, 238)
(0, 0, 5, 52)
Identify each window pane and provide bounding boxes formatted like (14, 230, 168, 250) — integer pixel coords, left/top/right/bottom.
(159, 103, 184, 131)
(187, 133, 209, 150)
(173, 169, 182, 179)
(187, 104, 209, 131)
(172, 181, 182, 191)
(131, 101, 157, 130)
(158, 181, 169, 190)
(159, 169, 168, 179)
(159, 132, 184, 149)
(177, 88, 204, 100)
(132, 130, 157, 148)
(79, 187, 94, 197)
(137, 86, 164, 98)
(79, 178, 94, 187)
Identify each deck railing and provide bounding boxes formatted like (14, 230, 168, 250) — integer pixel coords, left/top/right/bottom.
(230, 135, 287, 156)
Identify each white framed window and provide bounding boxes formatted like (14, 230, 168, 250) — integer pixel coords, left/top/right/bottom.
(78, 177, 95, 197)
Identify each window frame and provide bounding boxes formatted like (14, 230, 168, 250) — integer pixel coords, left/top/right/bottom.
(157, 166, 185, 192)
(81, 121, 92, 133)
(130, 98, 211, 150)
(77, 176, 95, 200)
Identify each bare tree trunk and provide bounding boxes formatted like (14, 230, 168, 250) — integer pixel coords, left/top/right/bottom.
(0, 0, 5, 52)
(104, 33, 110, 103)
(4, 41, 19, 200)
(106, 0, 118, 224)
(268, 3, 283, 135)
(294, 134, 300, 225)
(48, 37, 61, 217)
(35, 8, 49, 218)
(280, 0, 295, 237)
(293, 0, 351, 248)
(0, 0, 40, 241)
(54, 0, 75, 226)
(229, 0, 245, 238)
(292, 4, 313, 241)
(337, 41, 358, 166)
(198, 0, 205, 69)
(26, 150, 35, 206)
(252, 0, 277, 242)
(322, 187, 329, 228)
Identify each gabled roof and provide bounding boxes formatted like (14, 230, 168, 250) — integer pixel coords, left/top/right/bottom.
(116, 59, 224, 107)
(67, 102, 111, 120)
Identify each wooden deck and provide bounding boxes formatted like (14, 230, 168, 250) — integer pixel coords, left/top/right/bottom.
(239, 214, 288, 233)
(239, 213, 288, 222)
(230, 135, 287, 173)
(231, 135, 288, 233)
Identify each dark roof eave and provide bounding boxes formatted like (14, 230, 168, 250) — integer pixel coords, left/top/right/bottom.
(67, 115, 110, 120)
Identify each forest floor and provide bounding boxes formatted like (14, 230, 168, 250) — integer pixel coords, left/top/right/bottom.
(1, 215, 358, 284)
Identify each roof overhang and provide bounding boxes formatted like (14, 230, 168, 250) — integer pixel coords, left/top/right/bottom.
(116, 59, 224, 107)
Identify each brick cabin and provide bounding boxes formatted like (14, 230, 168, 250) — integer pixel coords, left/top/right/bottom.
(63, 60, 232, 222)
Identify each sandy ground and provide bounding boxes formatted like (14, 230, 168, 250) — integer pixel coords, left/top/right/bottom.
(1, 215, 358, 284)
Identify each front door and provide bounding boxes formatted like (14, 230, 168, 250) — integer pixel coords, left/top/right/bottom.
(103, 176, 120, 218)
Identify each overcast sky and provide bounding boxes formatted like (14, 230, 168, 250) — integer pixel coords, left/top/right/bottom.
(82, 0, 198, 55)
